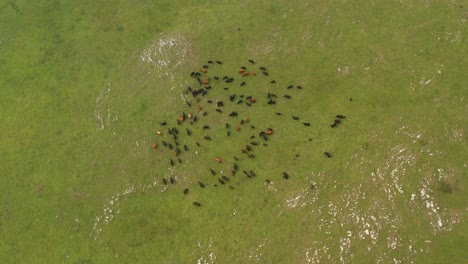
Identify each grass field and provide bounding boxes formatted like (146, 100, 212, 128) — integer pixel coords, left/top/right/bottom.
(0, 0, 466, 263)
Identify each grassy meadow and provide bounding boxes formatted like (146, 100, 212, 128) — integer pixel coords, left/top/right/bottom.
(0, 0, 466, 263)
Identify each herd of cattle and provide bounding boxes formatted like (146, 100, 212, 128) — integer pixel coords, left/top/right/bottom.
(152, 59, 346, 207)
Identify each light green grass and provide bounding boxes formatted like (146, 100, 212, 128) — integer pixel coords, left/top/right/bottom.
(1, 0, 466, 263)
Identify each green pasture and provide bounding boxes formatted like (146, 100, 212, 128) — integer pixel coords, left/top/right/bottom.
(0, 0, 466, 263)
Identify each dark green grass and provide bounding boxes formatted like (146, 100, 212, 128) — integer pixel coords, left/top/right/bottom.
(1, 0, 466, 263)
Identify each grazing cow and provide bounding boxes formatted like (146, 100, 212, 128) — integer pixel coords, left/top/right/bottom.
(203, 125, 210, 130)
(267, 99, 276, 105)
(187, 113, 193, 119)
(239, 68, 245, 73)
(262, 71, 269, 76)
(259, 66, 266, 71)
(296, 85, 302, 89)
(152, 143, 157, 149)
(198, 181, 205, 188)
(246, 145, 252, 151)
(287, 85, 294, 89)
(174, 149, 179, 156)
(336, 115, 346, 119)
(201, 68, 207, 73)
(303, 122, 311, 126)
(276, 112, 282, 116)
(170, 158, 174, 166)
(205, 85, 212, 90)
(250, 125, 256, 129)
(216, 109, 222, 113)
(193, 202, 201, 207)
(233, 156, 238, 161)
(229, 112, 238, 117)
(217, 101, 224, 107)
(227, 131, 231, 136)
(229, 186, 234, 190)
(208, 60, 213, 64)
(249, 170, 256, 177)
(240, 119, 245, 125)
(330, 123, 337, 128)
(156, 130, 162, 135)
(240, 66, 247, 70)
(234, 163, 238, 170)
(203, 111, 207, 116)
(230, 94, 236, 102)
(248, 59, 255, 64)
(162, 178, 168, 185)
(196, 142, 201, 147)
(324, 152, 332, 158)
(251, 142, 258, 146)
(240, 81, 246, 86)
(216, 60, 222, 64)
(210, 168, 216, 175)
(248, 154, 255, 159)
(191, 72, 195, 77)
(178, 158, 182, 164)
(213, 76, 219, 80)
(193, 116, 198, 122)
(215, 157, 222, 163)
(235, 125, 240, 131)
(225, 123, 230, 129)
(204, 136, 211, 141)
(168, 143, 173, 150)
(162, 141, 167, 147)
(170, 177, 175, 184)
(183, 145, 189, 151)
(218, 178, 225, 185)
(222, 176, 229, 182)
(284, 95, 292, 99)
(270, 80, 276, 83)
(161, 121, 167, 126)
(250, 98, 256, 103)
(202, 65, 208, 69)
(282, 172, 289, 180)
(334, 119, 341, 124)
(184, 189, 189, 195)
(186, 128, 192, 136)
(246, 102, 251, 107)
(349, 98, 353, 102)
(292, 116, 299, 120)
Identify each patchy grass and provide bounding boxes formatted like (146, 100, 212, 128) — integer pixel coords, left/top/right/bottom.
(0, 0, 466, 263)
